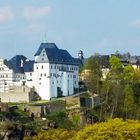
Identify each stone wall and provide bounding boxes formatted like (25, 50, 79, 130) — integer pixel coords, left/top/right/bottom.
(28, 100, 66, 117)
(0, 86, 34, 103)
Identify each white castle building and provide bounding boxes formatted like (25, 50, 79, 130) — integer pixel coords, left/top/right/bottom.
(0, 42, 81, 101)
(34, 42, 80, 100)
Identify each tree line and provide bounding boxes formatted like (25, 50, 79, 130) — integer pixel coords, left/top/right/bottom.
(81, 55, 140, 120)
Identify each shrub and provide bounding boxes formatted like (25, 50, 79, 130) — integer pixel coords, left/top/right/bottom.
(24, 129, 75, 140)
(72, 118, 140, 140)
(25, 118, 140, 140)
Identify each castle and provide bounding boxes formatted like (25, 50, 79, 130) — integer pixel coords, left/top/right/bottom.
(0, 42, 81, 101)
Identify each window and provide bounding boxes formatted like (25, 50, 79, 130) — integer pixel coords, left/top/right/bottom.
(41, 65, 43, 69)
(44, 73, 46, 77)
(51, 65, 53, 69)
(41, 74, 42, 77)
(30, 73, 32, 76)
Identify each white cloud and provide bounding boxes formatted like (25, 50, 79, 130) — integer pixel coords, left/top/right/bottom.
(24, 23, 47, 34)
(131, 19, 140, 28)
(23, 6, 51, 20)
(0, 7, 14, 23)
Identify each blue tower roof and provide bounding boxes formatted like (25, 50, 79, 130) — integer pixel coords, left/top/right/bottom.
(35, 42, 81, 65)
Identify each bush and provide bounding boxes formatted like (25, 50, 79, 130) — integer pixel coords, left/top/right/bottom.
(46, 111, 74, 129)
(24, 129, 76, 140)
(25, 118, 140, 140)
(72, 118, 140, 140)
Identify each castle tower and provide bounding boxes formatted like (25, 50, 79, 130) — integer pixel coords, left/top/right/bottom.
(78, 50, 84, 60)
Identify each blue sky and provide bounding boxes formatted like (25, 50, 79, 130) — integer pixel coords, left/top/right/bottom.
(0, 0, 140, 59)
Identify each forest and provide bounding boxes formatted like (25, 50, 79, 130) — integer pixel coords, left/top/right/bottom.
(81, 55, 140, 120)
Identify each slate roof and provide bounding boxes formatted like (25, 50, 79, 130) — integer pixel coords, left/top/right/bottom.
(35, 42, 81, 65)
(8, 55, 34, 73)
(23, 60, 34, 72)
(34, 43, 58, 56)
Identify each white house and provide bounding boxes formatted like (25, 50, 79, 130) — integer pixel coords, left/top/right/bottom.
(34, 42, 80, 100)
(8, 55, 34, 87)
(0, 58, 14, 92)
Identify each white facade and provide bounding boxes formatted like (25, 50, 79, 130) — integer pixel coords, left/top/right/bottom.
(0, 59, 14, 92)
(33, 43, 79, 100)
(0, 57, 34, 93)
(34, 62, 51, 100)
(14, 73, 26, 82)
(34, 62, 79, 100)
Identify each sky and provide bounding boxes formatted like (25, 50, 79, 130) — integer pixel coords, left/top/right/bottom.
(0, 0, 140, 60)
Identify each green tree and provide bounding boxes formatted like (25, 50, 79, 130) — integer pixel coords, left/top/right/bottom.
(83, 56, 102, 94)
(101, 56, 124, 119)
(123, 65, 134, 84)
(123, 85, 135, 119)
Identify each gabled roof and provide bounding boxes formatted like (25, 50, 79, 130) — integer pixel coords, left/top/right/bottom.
(23, 60, 34, 72)
(35, 42, 81, 65)
(8, 55, 34, 73)
(34, 43, 58, 56)
(8, 55, 27, 73)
